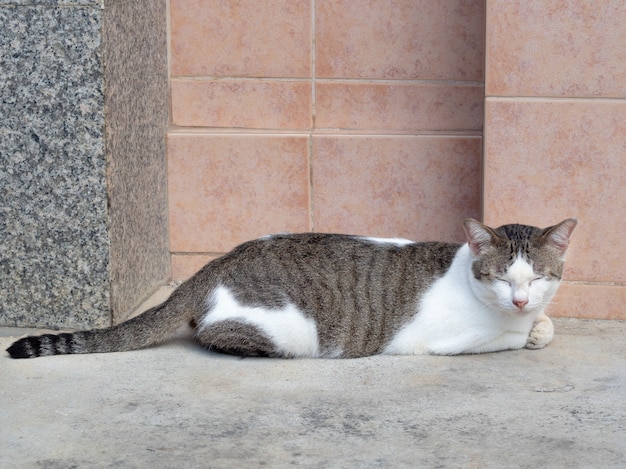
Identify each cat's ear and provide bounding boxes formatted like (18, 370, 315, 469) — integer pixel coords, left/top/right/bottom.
(542, 218, 577, 257)
(463, 218, 498, 256)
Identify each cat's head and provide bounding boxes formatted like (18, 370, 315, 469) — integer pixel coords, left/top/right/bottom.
(462, 218, 577, 315)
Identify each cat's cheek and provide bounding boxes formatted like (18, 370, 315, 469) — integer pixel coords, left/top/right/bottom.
(527, 279, 559, 311)
(530, 278, 553, 296)
(470, 280, 497, 306)
(470, 279, 510, 310)
(493, 282, 516, 309)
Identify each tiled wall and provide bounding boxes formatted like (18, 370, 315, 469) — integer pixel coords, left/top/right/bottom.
(168, 1, 626, 320)
(168, 0, 485, 279)
(484, 1, 626, 319)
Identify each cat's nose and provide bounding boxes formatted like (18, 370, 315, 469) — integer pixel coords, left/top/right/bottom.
(513, 299, 528, 309)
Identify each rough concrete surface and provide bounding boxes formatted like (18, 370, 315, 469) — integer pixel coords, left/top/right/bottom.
(1, 318, 625, 468)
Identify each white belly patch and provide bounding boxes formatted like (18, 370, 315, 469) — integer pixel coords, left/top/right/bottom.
(199, 286, 320, 358)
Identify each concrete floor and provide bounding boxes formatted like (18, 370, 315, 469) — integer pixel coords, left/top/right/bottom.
(1, 291, 625, 468)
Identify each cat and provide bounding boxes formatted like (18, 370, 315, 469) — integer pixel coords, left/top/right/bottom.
(7, 218, 577, 359)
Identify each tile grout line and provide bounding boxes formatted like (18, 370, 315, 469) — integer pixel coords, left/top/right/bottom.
(485, 95, 626, 102)
(167, 128, 483, 137)
(311, 0, 317, 129)
(170, 76, 485, 86)
(309, 0, 316, 231)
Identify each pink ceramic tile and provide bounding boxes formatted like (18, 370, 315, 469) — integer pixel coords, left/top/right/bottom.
(484, 98, 626, 283)
(171, 0, 311, 77)
(171, 79, 312, 129)
(312, 136, 482, 241)
(168, 134, 310, 252)
(315, 82, 484, 131)
(486, 1, 626, 97)
(549, 283, 626, 320)
(317, 0, 485, 80)
(171, 254, 219, 281)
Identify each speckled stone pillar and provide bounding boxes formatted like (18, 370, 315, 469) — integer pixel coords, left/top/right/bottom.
(0, 0, 169, 329)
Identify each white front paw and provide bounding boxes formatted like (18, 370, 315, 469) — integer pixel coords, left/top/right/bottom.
(526, 315, 554, 349)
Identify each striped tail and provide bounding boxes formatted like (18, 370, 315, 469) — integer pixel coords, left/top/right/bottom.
(6, 295, 193, 359)
(7, 332, 81, 358)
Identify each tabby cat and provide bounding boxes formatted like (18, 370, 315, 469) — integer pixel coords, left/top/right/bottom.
(7, 218, 577, 359)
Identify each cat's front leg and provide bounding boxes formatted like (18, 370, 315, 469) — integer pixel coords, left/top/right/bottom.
(526, 313, 554, 349)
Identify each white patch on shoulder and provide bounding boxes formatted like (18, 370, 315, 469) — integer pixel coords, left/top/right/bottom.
(200, 286, 320, 358)
(256, 232, 288, 241)
(358, 236, 415, 247)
